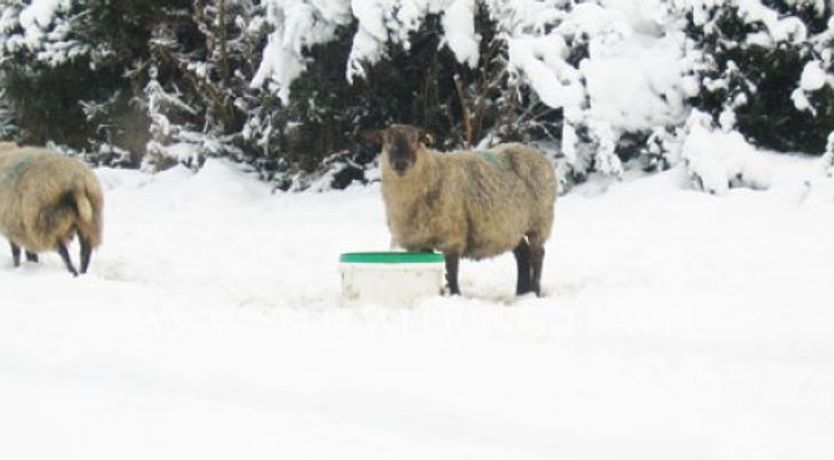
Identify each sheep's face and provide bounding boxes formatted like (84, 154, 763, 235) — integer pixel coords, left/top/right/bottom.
(366, 125, 432, 177)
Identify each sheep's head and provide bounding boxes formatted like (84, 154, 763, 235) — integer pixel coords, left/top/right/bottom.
(365, 124, 433, 176)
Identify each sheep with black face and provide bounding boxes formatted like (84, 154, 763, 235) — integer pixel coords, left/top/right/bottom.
(367, 124, 557, 296)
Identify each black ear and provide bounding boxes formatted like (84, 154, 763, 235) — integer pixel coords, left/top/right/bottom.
(419, 130, 434, 147)
(362, 129, 386, 146)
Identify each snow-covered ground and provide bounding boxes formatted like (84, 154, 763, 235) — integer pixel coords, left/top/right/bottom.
(1, 155, 833, 459)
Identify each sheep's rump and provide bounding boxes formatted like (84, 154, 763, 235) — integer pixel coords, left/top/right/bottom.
(0, 147, 103, 251)
(446, 143, 556, 260)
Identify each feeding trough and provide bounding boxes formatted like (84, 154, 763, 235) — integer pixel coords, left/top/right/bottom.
(339, 252, 446, 307)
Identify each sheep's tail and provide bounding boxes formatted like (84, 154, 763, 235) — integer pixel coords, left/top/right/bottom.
(76, 190, 94, 223)
(73, 173, 104, 248)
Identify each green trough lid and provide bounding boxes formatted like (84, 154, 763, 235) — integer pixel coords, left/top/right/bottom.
(340, 251, 445, 264)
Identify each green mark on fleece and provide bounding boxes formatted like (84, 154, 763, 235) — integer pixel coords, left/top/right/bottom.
(475, 150, 505, 169)
(1, 156, 36, 185)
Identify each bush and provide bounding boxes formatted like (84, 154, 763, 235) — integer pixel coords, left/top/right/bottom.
(684, 0, 834, 153)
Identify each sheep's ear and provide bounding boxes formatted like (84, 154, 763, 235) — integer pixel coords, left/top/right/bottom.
(420, 130, 434, 146)
(362, 129, 386, 146)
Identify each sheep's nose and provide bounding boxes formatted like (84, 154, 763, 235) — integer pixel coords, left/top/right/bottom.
(393, 159, 409, 172)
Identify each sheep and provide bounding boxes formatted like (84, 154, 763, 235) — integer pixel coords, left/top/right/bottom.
(0, 145, 104, 276)
(366, 124, 557, 296)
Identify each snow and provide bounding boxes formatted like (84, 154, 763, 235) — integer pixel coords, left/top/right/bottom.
(2, 0, 834, 456)
(440, 0, 479, 68)
(251, 1, 352, 101)
(504, 1, 690, 137)
(580, 29, 689, 132)
(800, 61, 828, 91)
(503, 2, 693, 180)
(686, 0, 810, 44)
(598, 0, 670, 35)
(738, 0, 808, 43)
(256, 0, 693, 137)
(2, 155, 833, 458)
(506, 34, 583, 117)
(682, 117, 771, 195)
(258, 0, 484, 88)
(347, 0, 390, 83)
(792, 87, 815, 114)
(18, 0, 68, 48)
(346, 0, 482, 82)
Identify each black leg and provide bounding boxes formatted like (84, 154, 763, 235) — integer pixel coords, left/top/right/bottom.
(25, 251, 38, 263)
(444, 252, 461, 295)
(79, 234, 92, 274)
(9, 242, 21, 267)
(530, 246, 545, 297)
(56, 242, 78, 277)
(513, 239, 533, 295)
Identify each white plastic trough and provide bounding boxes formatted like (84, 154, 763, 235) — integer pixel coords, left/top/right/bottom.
(339, 252, 446, 307)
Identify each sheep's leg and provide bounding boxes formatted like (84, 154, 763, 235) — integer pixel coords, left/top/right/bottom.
(79, 234, 92, 274)
(444, 252, 461, 295)
(529, 245, 545, 297)
(56, 242, 79, 277)
(513, 239, 533, 295)
(9, 242, 21, 267)
(26, 251, 38, 263)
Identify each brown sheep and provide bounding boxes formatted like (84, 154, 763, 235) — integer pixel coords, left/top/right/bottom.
(0, 145, 104, 276)
(367, 124, 557, 296)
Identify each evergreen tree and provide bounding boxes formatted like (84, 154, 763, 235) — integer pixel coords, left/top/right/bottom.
(0, 0, 192, 165)
(682, 0, 834, 153)
(0, 86, 17, 140)
(3, 0, 834, 191)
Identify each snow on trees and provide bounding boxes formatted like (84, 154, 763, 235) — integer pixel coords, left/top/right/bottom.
(251, 0, 691, 189)
(0, 0, 832, 193)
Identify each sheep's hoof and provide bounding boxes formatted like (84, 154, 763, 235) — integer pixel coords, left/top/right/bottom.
(517, 284, 543, 298)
